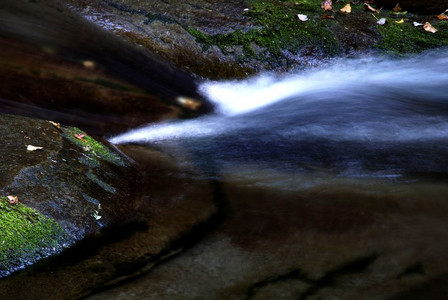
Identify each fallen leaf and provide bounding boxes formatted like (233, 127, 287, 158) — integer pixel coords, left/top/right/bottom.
(423, 22, 438, 33)
(297, 14, 309, 21)
(82, 60, 95, 69)
(377, 18, 387, 25)
(392, 3, 402, 12)
(74, 133, 87, 142)
(49, 121, 60, 128)
(322, 14, 335, 19)
(176, 97, 202, 110)
(7, 195, 18, 205)
(395, 18, 404, 23)
(321, 0, 332, 11)
(413, 21, 424, 26)
(27, 145, 43, 151)
(436, 14, 448, 20)
(340, 4, 351, 13)
(364, 3, 379, 13)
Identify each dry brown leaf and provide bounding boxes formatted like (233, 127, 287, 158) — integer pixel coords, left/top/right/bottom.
(340, 4, 351, 13)
(436, 14, 448, 20)
(392, 3, 402, 12)
(364, 3, 379, 13)
(322, 14, 335, 19)
(74, 133, 87, 142)
(423, 22, 438, 33)
(7, 195, 18, 205)
(321, 0, 333, 11)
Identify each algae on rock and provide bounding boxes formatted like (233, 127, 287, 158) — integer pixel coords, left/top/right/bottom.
(0, 197, 69, 277)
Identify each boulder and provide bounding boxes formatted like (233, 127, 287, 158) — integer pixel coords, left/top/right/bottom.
(0, 113, 140, 277)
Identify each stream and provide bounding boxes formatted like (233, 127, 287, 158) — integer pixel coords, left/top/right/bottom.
(1, 0, 448, 297)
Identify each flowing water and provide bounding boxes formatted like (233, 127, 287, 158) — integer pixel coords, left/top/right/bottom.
(111, 51, 448, 186)
(2, 1, 448, 296)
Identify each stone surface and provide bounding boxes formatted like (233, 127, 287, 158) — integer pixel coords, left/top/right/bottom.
(0, 144, 218, 298)
(87, 171, 448, 299)
(0, 113, 140, 276)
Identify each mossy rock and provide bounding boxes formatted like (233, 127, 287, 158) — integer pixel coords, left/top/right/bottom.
(0, 197, 69, 277)
(64, 0, 448, 78)
(0, 113, 140, 277)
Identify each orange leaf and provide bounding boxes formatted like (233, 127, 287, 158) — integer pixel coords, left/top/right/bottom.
(322, 14, 335, 19)
(321, 0, 333, 11)
(392, 3, 402, 12)
(423, 22, 438, 33)
(340, 4, 351, 13)
(436, 14, 448, 20)
(364, 3, 379, 13)
(75, 133, 87, 142)
(7, 195, 18, 205)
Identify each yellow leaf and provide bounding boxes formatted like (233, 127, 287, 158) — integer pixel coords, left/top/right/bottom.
(395, 18, 404, 24)
(423, 22, 438, 33)
(340, 4, 351, 13)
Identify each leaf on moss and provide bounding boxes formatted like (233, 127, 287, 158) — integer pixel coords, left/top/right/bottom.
(27, 145, 43, 151)
(340, 4, 351, 14)
(423, 22, 438, 33)
(48, 121, 60, 128)
(413, 21, 424, 27)
(395, 18, 405, 24)
(365, 3, 379, 13)
(297, 14, 308, 21)
(322, 14, 335, 19)
(321, 0, 332, 11)
(377, 18, 387, 25)
(7, 195, 18, 205)
(392, 3, 402, 12)
(74, 133, 87, 142)
(436, 14, 448, 20)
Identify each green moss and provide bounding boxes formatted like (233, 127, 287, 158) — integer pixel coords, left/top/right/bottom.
(186, 0, 340, 59)
(61, 127, 127, 167)
(86, 171, 117, 194)
(0, 197, 67, 275)
(375, 20, 448, 54)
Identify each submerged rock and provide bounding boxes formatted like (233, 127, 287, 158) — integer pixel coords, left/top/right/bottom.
(0, 113, 140, 277)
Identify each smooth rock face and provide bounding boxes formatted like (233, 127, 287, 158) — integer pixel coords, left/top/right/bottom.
(0, 113, 139, 276)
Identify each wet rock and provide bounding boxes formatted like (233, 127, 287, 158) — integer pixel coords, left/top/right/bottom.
(61, 0, 448, 79)
(85, 171, 448, 299)
(0, 144, 219, 298)
(0, 0, 212, 131)
(0, 113, 140, 277)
